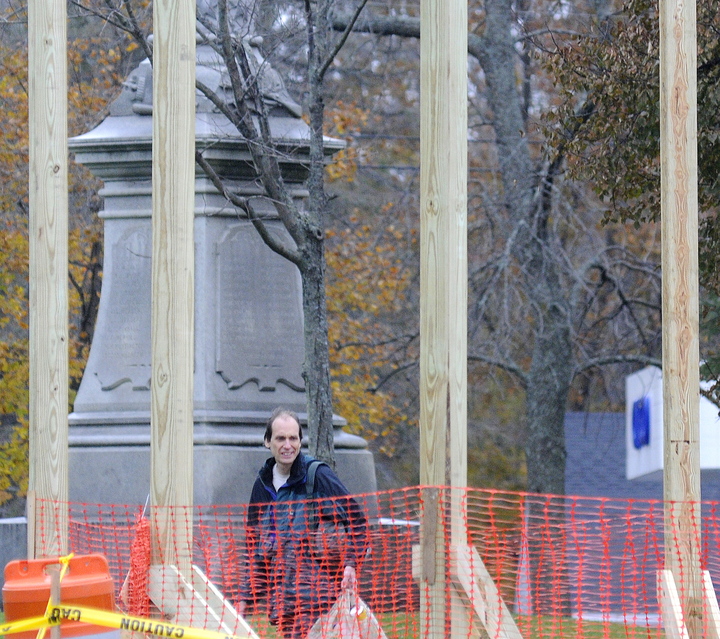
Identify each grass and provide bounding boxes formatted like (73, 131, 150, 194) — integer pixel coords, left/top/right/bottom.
(244, 611, 661, 639)
(0, 608, 661, 639)
(515, 615, 662, 639)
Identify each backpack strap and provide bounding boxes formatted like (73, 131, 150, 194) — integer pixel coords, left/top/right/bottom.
(305, 460, 327, 530)
(305, 460, 326, 497)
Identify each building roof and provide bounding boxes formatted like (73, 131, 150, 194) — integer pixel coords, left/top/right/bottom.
(564, 411, 720, 501)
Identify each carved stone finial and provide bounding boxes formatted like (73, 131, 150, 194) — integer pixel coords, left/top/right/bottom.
(108, 31, 303, 119)
(238, 36, 303, 118)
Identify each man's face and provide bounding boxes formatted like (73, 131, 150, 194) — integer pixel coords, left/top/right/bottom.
(265, 414, 302, 473)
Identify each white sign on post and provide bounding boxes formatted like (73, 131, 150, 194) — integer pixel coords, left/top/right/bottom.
(625, 366, 720, 479)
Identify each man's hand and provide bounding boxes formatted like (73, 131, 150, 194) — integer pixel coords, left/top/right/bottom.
(235, 601, 247, 616)
(341, 565, 356, 590)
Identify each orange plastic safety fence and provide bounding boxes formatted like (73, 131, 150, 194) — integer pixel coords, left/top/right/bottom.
(31, 488, 720, 639)
(126, 515, 151, 617)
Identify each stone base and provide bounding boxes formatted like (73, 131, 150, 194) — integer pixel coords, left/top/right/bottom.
(68, 431, 378, 506)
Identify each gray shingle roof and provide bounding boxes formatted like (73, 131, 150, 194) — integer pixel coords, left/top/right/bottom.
(564, 411, 720, 500)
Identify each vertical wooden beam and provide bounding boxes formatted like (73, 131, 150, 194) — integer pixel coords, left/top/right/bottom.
(660, 0, 701, 633)
(27, 0, 69, 558)
(419, 0, 467, 636)
(48, 563, 62, 639)
(150, 0, 196, 575)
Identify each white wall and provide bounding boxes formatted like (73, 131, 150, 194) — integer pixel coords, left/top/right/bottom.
(625, 365, 720, 479)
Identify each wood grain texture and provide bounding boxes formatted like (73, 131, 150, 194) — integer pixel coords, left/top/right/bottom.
(27, 0, 69, 558)
(658, 570, 691, 639)
(419, 0, 468, 489)
(150, 0, 196, 573)
(660, 0, 701, 632)
(419, 0, 467, 636)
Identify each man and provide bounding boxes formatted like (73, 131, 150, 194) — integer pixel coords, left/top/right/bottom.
(238, 407, 367, 639)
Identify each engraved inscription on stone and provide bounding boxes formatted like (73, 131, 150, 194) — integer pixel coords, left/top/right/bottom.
(93, 225, 152, 391)
(216, 222, 305, 392)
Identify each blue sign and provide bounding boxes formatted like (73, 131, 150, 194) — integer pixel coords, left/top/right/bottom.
(632, 396, 650, 449)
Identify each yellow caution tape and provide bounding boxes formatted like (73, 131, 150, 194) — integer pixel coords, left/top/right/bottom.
(0, 605, 253, 639)
(0, 604, 253, 639)
(48, 606, 253, 639)
(0, 615, 56, 636)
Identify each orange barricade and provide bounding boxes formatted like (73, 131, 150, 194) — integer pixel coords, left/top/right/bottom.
(3, 554, 115, 638)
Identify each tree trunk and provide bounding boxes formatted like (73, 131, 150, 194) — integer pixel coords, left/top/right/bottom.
(300, 0, 336, 465)
(299, 237, 335, 465)
(482, 0, 535, 214)
(523, 282, 573, 616)
(525, 326, 571, 496)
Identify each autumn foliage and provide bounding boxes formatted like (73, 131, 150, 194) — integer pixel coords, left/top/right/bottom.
(0, 19, 130, 508)
(326, 213, 414, 456)
(324, 100, 417, 460)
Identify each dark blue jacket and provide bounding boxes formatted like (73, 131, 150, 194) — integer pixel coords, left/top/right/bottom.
(242, 453, 367, 622)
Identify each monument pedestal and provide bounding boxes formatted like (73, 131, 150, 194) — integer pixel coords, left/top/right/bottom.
(68, 423, 375, 505)
(68, 44, 376, 506)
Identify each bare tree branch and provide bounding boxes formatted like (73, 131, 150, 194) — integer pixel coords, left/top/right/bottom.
(70, 0, 153, 61)
(216, 0, 305, 247)
(468, 354, 529, 388)
(194, 149, 302, 266)
(574, 354, 661, 376)
(369, 362, 418, 394)
(318, 0, 371, 81)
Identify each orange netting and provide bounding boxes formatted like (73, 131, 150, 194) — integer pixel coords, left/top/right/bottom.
(30, 487, 720, 639)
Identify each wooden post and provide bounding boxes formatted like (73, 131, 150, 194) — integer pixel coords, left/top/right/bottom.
(150, 0, 196, 576)
(660, 0, 701, 633)
(419, 0, 468, 637)
(27, 0, 69, 558)
(48, 564, 62, 639)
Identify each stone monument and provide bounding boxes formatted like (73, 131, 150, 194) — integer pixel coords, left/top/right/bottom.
(67, 38, 377, 506)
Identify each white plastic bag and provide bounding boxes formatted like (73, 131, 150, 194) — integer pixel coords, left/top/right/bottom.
(306, 590, 388, 639)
